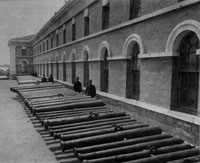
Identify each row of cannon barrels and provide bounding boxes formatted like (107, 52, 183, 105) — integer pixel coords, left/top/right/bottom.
(11, 82, 200, 163)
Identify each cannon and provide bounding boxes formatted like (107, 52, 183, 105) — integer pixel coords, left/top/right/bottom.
(49, 115, 130, 131)
(60, 122, 148, 141)
(44, 112, 127, 129)
(33, 99, 105, 115)
(51, 118, 135, 137)
(77, 137, 183, 161)
(61, 126, 162, 151)
(74, 133, 172, 155)
(123, 148, 200, 163)
(82, 150, 151, 163)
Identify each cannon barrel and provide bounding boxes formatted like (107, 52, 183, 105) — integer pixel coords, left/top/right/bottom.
(166, 155, 200, 163)
(61, 126, 162, 151)
(33, 99, 105, 115)
(77, 137, 183, 161)
(18, 85, 65, 92)
(40, 110, 114, 124)
(36, 106, 108, 118)
(28, 95, 88, 106)
(38, 107, 109, 120)
(54, 121, 141, 139)
(44, 112, 127, 129)
(74, 133, 172, 155)
(123, 148, 200, 163)
(151, 144, 194, 155)
(60, 123, 148, 141)
(31, 97, 95, 109)
(51, 118, 135, 136)
(24, 92, 73, 102)
(82, 150, 151, 163)
(49, 115, 130, 131)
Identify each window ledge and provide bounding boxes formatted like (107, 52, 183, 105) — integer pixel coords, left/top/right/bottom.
(96, 90, 200, 125)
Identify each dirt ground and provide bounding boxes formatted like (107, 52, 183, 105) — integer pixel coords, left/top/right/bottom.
(0, 80, 59, 163)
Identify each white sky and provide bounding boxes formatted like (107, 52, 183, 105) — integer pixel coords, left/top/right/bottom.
(0, 0, 66, 65)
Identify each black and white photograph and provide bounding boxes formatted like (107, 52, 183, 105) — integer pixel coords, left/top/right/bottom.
(1, 0, 200, 162)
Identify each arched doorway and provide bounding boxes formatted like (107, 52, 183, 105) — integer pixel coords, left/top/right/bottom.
(126, 41, 140, 100)
(100, 47, 109, 92)
(21, 60, 28, 73)
(171, 31, 199, 114)
(83, 51, 89, 87)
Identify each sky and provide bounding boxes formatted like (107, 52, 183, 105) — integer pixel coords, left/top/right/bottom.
(0, 0, 66, 65)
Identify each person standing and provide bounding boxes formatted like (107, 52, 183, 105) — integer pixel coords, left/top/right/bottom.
(41, 75, 47, 82)
(85, 79, 96, 98)
(73, 77, 82, 93)
(48, 74, 54, 82)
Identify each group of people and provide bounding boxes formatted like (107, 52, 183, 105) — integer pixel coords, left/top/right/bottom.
(73, 77, 96, 98)
(41, 75, 96, 97)
(41, 74, 54, 83)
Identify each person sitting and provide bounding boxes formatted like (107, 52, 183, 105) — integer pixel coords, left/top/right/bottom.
(48, 74, 54, 82)
(85, 79, 96, 98)
(73, 77, 82, 93)
(41, 75, 47, 82)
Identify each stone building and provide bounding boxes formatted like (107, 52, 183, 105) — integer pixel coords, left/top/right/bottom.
(8, 35, 35, 78)
(9, 0, 200, 146)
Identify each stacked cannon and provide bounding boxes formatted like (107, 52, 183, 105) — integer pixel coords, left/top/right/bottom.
(11, 82, 200, 163)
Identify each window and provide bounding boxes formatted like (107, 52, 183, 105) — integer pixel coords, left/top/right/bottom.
(129, 0, 141, 20)
(40, 44, 42, 53)
(56, 62, 59, 80)
(46, 39, 49, 51)
(100, 48, 109, 92)
(102, 3, 110, 30)
(43, 41, 45, 52)
(56, 30, 59, 47)
(171, 32, 200, 115)
(83, 52, 89, 87)
(51, 35, 53, 49)
(72, 62, 76, 83)
(84, 9, 89, 36)
(21, 47, 26, 56)
(126, 42, 140, 100)
(63, 55, 66, 81)
(72, 18, 76, 41)
(63, 25, 66, 44)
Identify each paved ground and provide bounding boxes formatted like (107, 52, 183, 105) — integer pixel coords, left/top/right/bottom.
(0, 80, 59, 163)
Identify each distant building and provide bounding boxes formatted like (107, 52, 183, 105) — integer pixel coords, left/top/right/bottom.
(9, 0, 200, 146)
(8, 35, 35, 78)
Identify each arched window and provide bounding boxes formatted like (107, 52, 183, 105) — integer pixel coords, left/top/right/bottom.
(172, 32, 199, 114)
(83, 51, 89, 87)
(126, 42, 140, 100)
(100, 48, 109, 92)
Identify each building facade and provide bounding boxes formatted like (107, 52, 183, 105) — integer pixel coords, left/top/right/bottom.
(8, 35, 35, 78)
(10, 0, 200, 146)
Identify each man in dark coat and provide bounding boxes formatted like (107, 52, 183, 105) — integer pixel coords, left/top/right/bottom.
(41, 75, 47, 82)
(73, 77, 82, 93)
(85, 79, 96, 98)
(48, 74, 54, 82)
